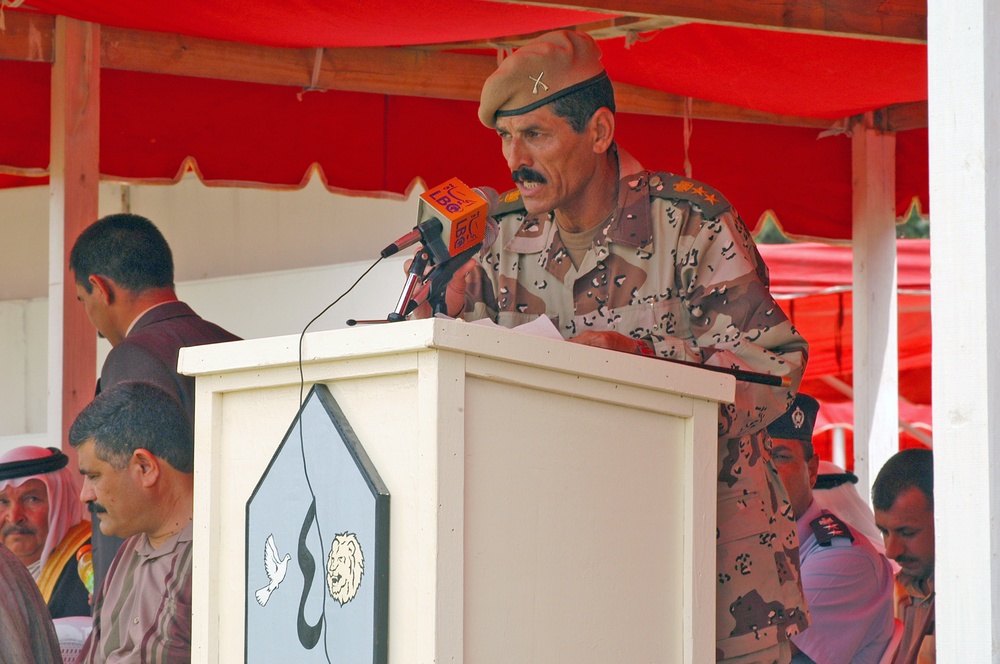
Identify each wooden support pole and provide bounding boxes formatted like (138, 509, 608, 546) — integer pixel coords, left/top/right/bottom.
(49, 17, 99, 464)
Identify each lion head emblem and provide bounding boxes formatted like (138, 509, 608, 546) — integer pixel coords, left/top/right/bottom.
(326, 532, 364, 606)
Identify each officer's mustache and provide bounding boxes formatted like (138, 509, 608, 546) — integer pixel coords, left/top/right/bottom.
(512, 167, 547, 185)
(2, 524, 36, 537)
(89, 501, 108, 515)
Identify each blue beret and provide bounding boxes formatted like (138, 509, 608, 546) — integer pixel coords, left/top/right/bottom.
(767, 393, 820, 442)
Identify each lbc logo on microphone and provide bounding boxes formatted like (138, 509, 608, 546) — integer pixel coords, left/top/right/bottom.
(420, 178, 489, 257)
(425, 180, 477, 214)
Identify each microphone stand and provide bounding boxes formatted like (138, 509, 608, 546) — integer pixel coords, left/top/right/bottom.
(420, 245, 481, 316)
(390, 249, 430, 321)
(348, 244, 481, 325)
(346, 249, 430, 326)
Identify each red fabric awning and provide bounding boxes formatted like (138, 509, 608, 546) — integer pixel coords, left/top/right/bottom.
(762, 239, 931, 295)
(15, 3, 926, 118)
(759, 239, 931, 391)
(17, 0, 616, 48)
(1, 61, 928, 240)
(601, 26, 927, 119)
(758, 239, 932, 464)
(2, 5, 929, 240)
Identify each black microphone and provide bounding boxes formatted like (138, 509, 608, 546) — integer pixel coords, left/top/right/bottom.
(380, 178, 501, 263)
(404, 217, 500, 315)
(380, 228, 422, 258)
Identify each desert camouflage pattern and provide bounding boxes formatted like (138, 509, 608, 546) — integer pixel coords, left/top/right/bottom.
(463, 170, 810, 661)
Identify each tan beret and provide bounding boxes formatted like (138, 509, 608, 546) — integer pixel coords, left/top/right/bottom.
(478, 30, 608, 128)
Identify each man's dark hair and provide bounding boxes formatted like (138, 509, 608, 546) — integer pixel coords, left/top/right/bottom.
(872, 447, 933, 511)
(69, 381, 193, 473)
(69, 213, 175, 293)
(550, 75, 616, 133)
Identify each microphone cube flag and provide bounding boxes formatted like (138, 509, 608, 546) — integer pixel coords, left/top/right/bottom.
(418, 178, 489, 265)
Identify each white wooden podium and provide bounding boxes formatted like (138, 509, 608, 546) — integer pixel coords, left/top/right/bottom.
(180, 318, 733, 663)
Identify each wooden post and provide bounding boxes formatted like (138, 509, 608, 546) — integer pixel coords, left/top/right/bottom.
(851, 113, 899, 498)
(929, 0, 1000, 657)
(49, 17, 99, 463)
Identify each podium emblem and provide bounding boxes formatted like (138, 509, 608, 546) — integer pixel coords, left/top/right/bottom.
(246, 384, 389, 663)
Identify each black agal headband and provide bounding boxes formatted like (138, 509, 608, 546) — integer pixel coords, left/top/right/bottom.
(0, 447, 69, 481)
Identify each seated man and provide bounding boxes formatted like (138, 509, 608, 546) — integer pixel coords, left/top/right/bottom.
(0, 445, 92, 618)
(873, 448, 935, 664)
(769, 394, 895, 663)
(0, 540, 63, 663)
(69, 381, 195, 663)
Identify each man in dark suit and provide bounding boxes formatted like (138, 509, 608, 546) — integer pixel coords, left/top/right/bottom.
(69, 212, 241, 589)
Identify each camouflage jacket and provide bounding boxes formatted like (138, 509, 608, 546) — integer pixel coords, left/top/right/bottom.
(461, 170, 811, 657)
(464, 170, 808, 440)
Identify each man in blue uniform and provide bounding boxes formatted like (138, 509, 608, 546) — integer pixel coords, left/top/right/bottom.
(769, 394, 895, 663)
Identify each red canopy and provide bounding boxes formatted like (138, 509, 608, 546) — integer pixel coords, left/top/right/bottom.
(15, 0, 618, 48)
(2, 4, 929, 240)
(758, 240, 932, 465)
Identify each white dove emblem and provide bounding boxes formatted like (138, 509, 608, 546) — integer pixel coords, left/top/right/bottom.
(254, 533, 290, 607)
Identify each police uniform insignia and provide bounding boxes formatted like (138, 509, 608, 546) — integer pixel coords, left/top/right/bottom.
(791, 407, 806, 430)
(649, 172, 732, 220)
(809, 512, 854, 547)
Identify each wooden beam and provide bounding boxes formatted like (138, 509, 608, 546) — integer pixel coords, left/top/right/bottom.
(49, 16, 99, 467)
(102, 29, 489, 99)
(0, 11, 54, 61)
(102, 26, 836, 127)
(492, 0, 927, 42)
(0, 11, 924, 129)
(613, 82, 832, 127)
(879, 100, 929, 130)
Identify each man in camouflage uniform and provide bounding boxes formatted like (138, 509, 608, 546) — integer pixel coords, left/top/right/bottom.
(426, 30, 810, 662)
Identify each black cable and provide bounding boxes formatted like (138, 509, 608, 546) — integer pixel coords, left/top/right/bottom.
(297, 256, 383, 408)
(292, 254, 382, 661)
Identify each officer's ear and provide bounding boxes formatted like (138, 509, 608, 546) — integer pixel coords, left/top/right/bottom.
(807, 452, 820, 489)
(588, 107, 615, 155)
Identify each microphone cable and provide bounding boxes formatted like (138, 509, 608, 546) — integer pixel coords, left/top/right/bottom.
(291, 253, 382, 661)
(297, 255, 383, 408)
